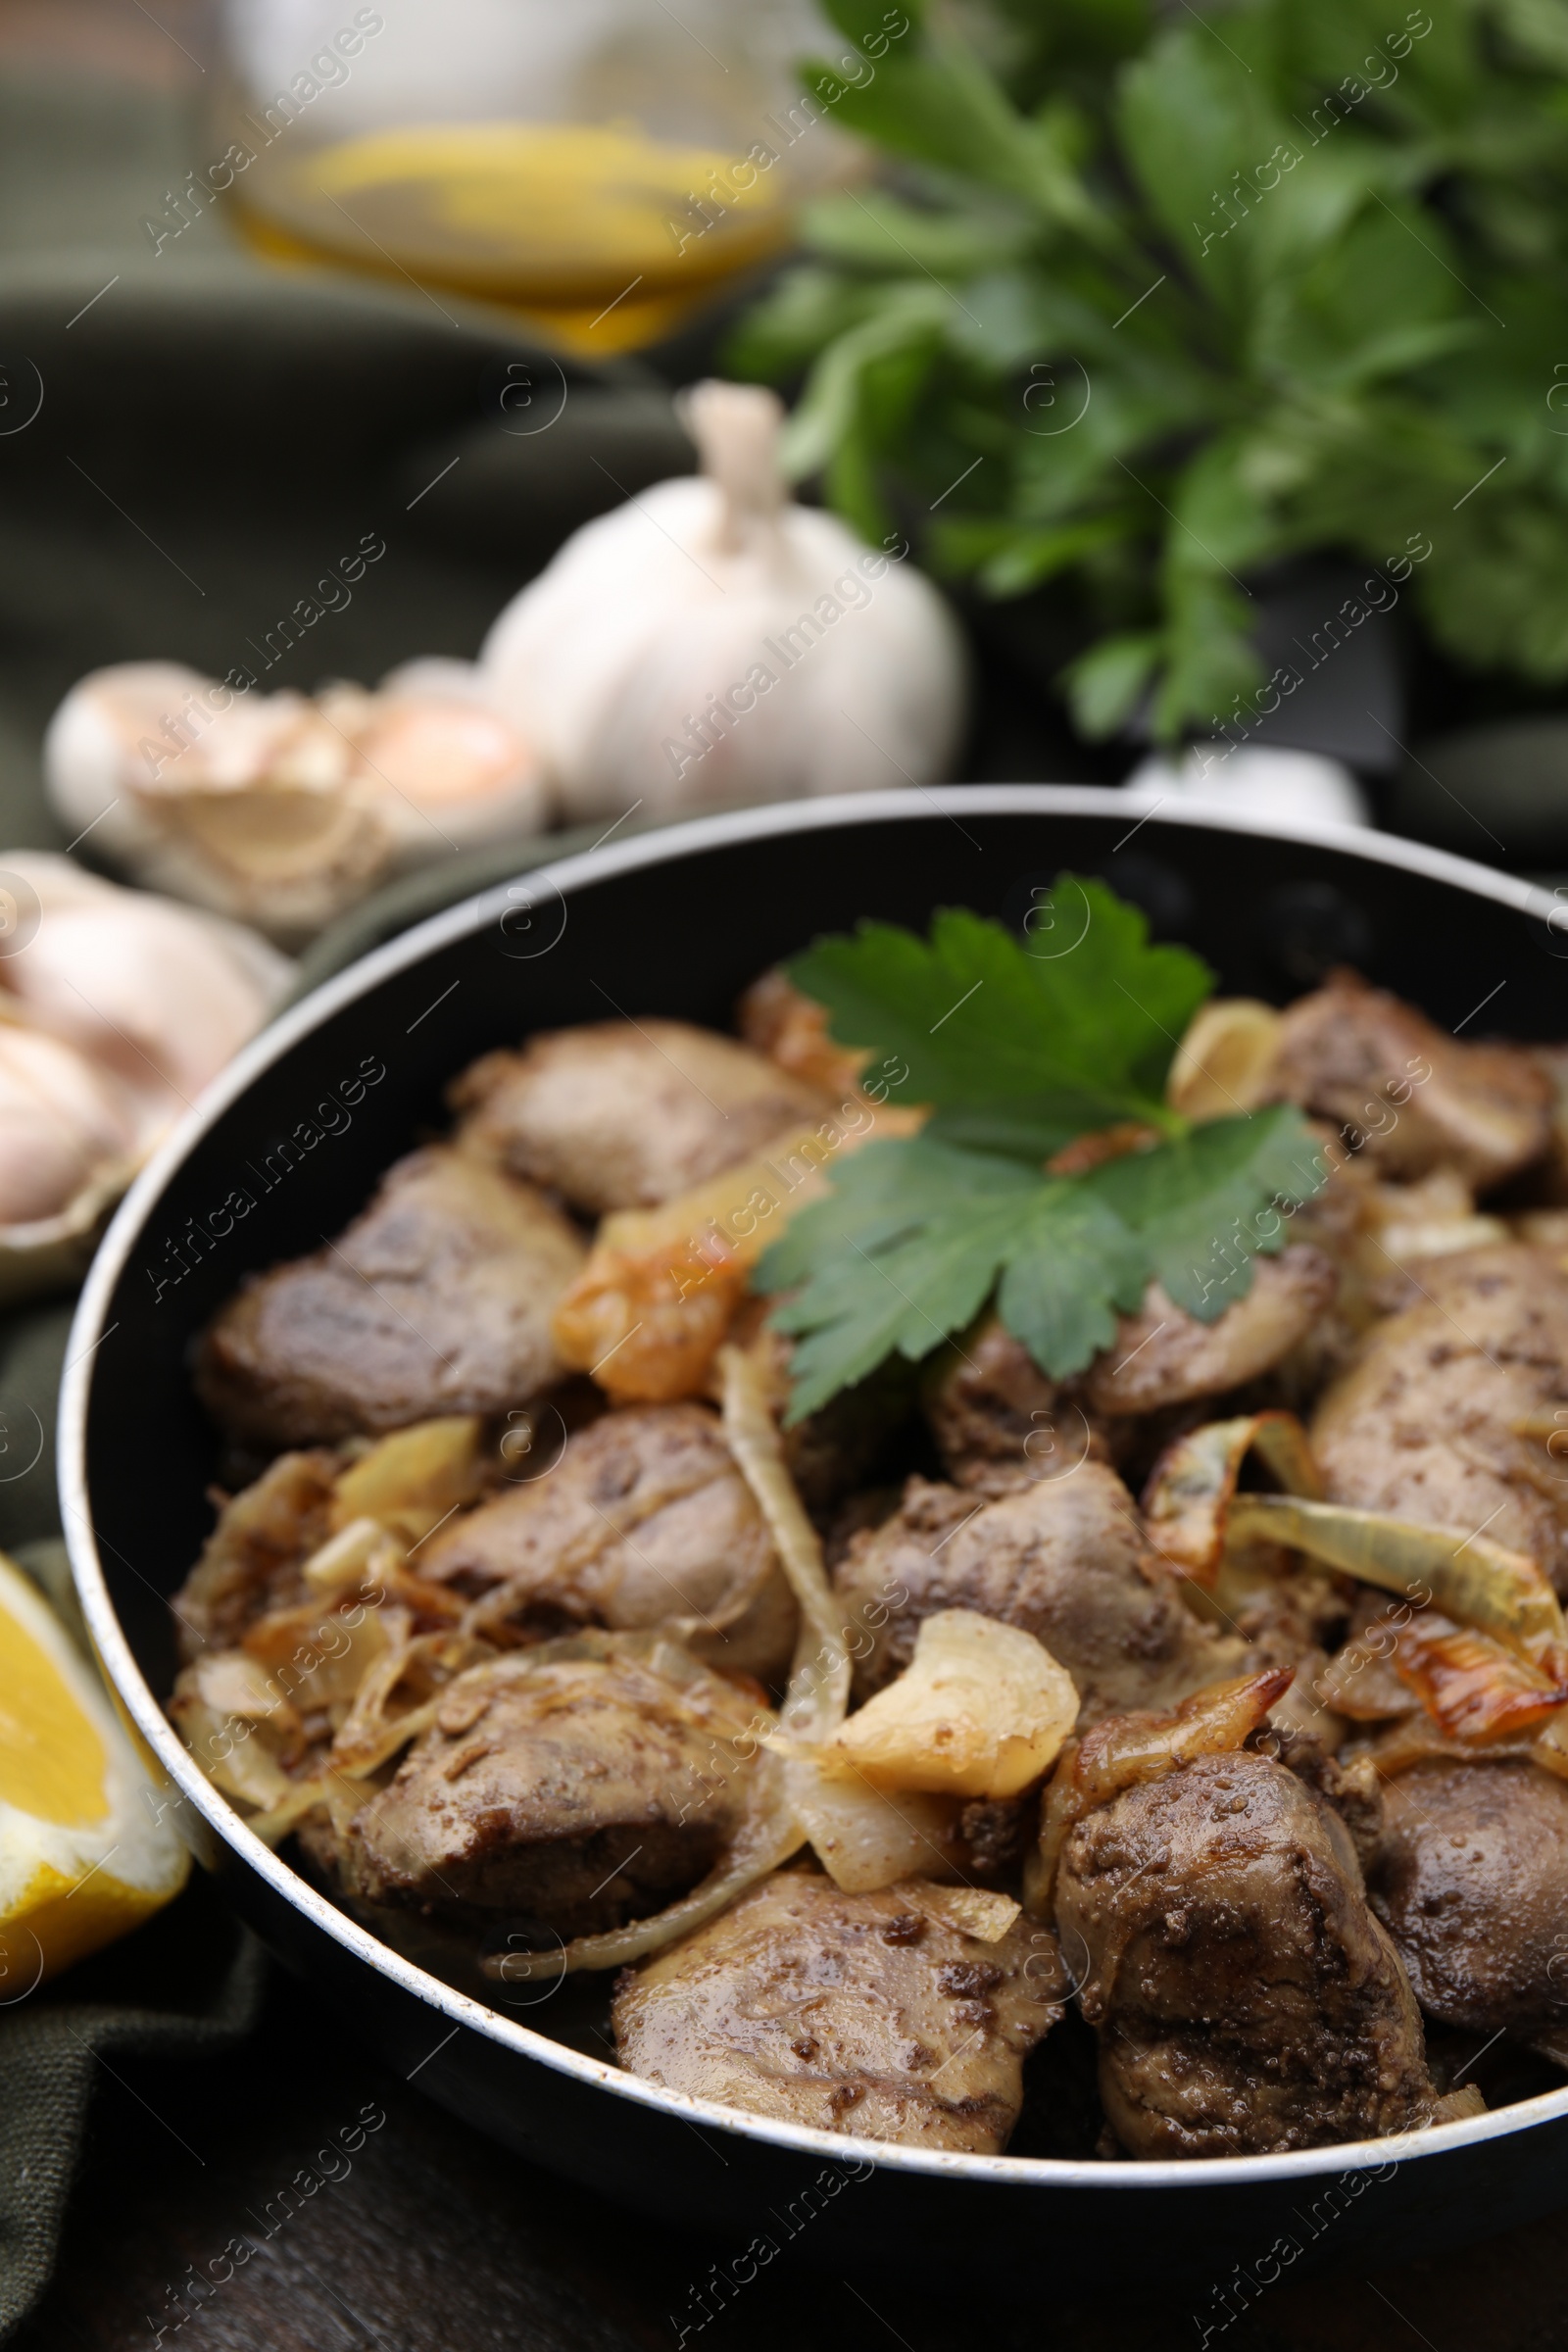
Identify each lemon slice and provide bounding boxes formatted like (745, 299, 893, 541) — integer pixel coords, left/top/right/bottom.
(0, 1549, 188, 1994)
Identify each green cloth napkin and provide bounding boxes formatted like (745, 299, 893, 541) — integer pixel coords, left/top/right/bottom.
(0, 1513, 269, 2347)
(0, 1895, 269, 2344)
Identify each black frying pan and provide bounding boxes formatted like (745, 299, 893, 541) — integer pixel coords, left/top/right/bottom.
(59, 789, 1568, 2292)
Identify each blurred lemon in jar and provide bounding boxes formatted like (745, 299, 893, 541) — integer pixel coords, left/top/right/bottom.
(0, 1551, 188, 1993)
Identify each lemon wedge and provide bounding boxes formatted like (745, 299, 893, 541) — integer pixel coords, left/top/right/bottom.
(0, 1549, 188, 1994)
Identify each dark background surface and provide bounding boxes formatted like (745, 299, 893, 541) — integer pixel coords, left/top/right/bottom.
(3, 2, 1568, 2344)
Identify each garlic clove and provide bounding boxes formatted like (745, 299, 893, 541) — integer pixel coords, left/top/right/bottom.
(161, 775, 383, 886)
(45, 663, 547, 943)
(149, 693, 327, 798)
(44, 668, 385, 943)
(0, 856, 286, 1302)
(0, 852, 289, 1114)
(479, 376, 968, 823)
(45, 664, 326, 810)
(0, 1023, 139, 1229)
(360, 661, 548, 854)
(43, 662, 213, 871)
(0, 1012, 144, 1311)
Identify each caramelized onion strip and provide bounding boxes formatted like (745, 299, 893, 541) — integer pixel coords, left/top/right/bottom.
(1028, 1668, 1294, 1916)
(1142, 1412, 1322, 1586)
(548, 1767, 806, 1978)
(551, 1108, 924, 1403)
(245, 1770, 365, 1847)
(1390, 1611, 1568, 1742)
(718, 1340, 851, 1740)
(1226, 1494, 1568, 1676)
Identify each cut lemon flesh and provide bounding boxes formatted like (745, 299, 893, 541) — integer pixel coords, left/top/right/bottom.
(0, 1594, 109, 1824)
(0, 1550, 188, 1992)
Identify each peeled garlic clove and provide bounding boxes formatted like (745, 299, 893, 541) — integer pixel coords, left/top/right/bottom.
(357, 661, 547, 854)
(479, 377, 968, 821)
(0, 1023, 138, 1229)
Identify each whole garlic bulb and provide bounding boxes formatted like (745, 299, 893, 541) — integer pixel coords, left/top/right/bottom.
(480, 379, 968, 821)
(44, 662, 545, 946)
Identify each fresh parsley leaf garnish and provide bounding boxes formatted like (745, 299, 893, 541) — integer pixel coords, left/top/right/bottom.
(787, 882, 1211, 1157)
(763, 1114, 1327, 1420)
(758, 888, 1331, 1421)
(1084, 1107, 1329, 1318)
(762, 1139, 1046, 1412)
(994, 1185, 1151, 1386)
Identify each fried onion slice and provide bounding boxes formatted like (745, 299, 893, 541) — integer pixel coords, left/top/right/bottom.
(551, 1108, 922, 1403)
(1390, 1611, 1568, 1743)
(717, 1340, 850, 1740)
(1166, 999, 1284, 1123)
(1028, 1667, 1294, 1916)
(1225, 1494, 1568, 1678)
(1143, 1412, 1323, 1586)
(812, 1609, 1078, 1799)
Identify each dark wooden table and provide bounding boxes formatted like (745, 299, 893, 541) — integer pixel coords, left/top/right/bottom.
(16, 1905, 1568, 2352)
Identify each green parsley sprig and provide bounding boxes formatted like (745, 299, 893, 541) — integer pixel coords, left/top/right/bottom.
(758, 878, 1329, 1420)
(730, 0, 1568, 742)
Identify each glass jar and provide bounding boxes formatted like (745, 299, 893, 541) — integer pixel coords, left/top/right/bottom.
(214, 0, 863, 353)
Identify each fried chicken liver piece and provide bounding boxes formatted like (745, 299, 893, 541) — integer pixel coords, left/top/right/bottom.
(1056, 1751, 1438, 2157)
(340, 1638, 761, 1941)
(926, 1249, 1336, 1495)
(613, 1871, 1063, 2151)
(450, 1018, 833, 1215)
(831, 1463, 1245, 1721)
(420, 1402, 796, 1679)
(1368, 1759, 1568, 2038)
(196, 1146, 585, 1450)
(1082, 1247, 1338, 1418)
(1265, 970, 1550, 1190)
(1311, 1243, 1568, 1593)
(923, 1318, 1105, 1498)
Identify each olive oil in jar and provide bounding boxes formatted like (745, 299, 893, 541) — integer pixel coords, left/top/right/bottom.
(217, 1, 847, 353)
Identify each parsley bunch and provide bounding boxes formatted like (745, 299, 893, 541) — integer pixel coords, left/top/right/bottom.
(731, 0, 1568, 741)
(759, 880, 1328, 1419)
